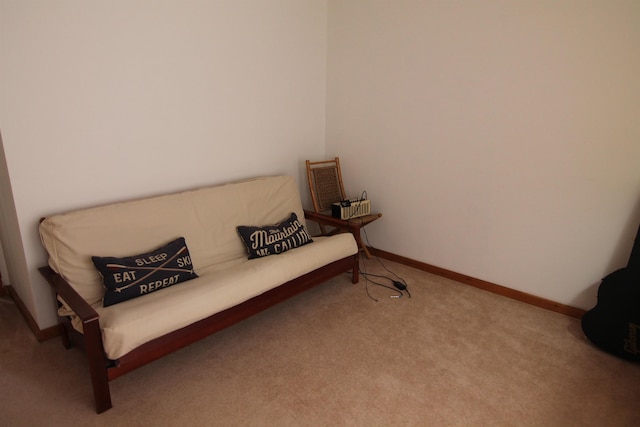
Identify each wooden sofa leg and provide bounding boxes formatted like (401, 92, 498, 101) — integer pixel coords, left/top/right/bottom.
(83, 317, 112, 413)
(352, 254, 360, 284)
(59, 322, 72, 349)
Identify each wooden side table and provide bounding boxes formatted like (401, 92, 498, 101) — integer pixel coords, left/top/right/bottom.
(304, 209, 382, 259)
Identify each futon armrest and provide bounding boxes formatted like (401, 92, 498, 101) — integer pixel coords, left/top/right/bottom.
(38, 266, 99, 323)
(39, 266, 111, 413)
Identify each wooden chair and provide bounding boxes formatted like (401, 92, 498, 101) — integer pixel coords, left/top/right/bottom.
(305, 157, 382, 258)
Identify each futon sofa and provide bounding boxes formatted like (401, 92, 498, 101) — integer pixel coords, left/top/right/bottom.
(38, 175, 359, 413)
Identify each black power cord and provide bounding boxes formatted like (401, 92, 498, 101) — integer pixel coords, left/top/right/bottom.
(344, 189, 412, 300)
(360, 271, 402, 301)
(393, 280, 411, 298)
(359, 217, 412, 299)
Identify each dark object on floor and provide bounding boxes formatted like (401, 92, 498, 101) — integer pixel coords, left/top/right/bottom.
(582, 224, 640, 362)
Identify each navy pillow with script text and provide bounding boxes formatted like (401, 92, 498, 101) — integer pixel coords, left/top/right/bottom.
(237, 212, 313, 259)
(92, 237, 198, 307)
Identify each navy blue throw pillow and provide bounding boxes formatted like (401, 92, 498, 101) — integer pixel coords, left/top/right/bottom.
(237, 212, 313, 259)
(92, 237, 198, 307)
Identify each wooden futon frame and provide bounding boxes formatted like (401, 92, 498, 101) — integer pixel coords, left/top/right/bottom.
(40, 251, 358, 413)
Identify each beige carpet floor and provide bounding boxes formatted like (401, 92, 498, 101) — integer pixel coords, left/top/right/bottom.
(1, 258, 639, 426)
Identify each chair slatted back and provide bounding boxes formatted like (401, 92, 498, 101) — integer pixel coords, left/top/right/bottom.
(306, 157, 346, 213)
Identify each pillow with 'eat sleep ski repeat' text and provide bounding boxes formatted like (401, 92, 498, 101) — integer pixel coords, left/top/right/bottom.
(92, 237, 198, 307)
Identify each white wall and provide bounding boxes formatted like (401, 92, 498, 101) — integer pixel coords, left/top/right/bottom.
(2, 1, 638, 331)
(0, 132, 32, 307)
(0, 0, 327, 328)
(327, 0, 640, 309)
